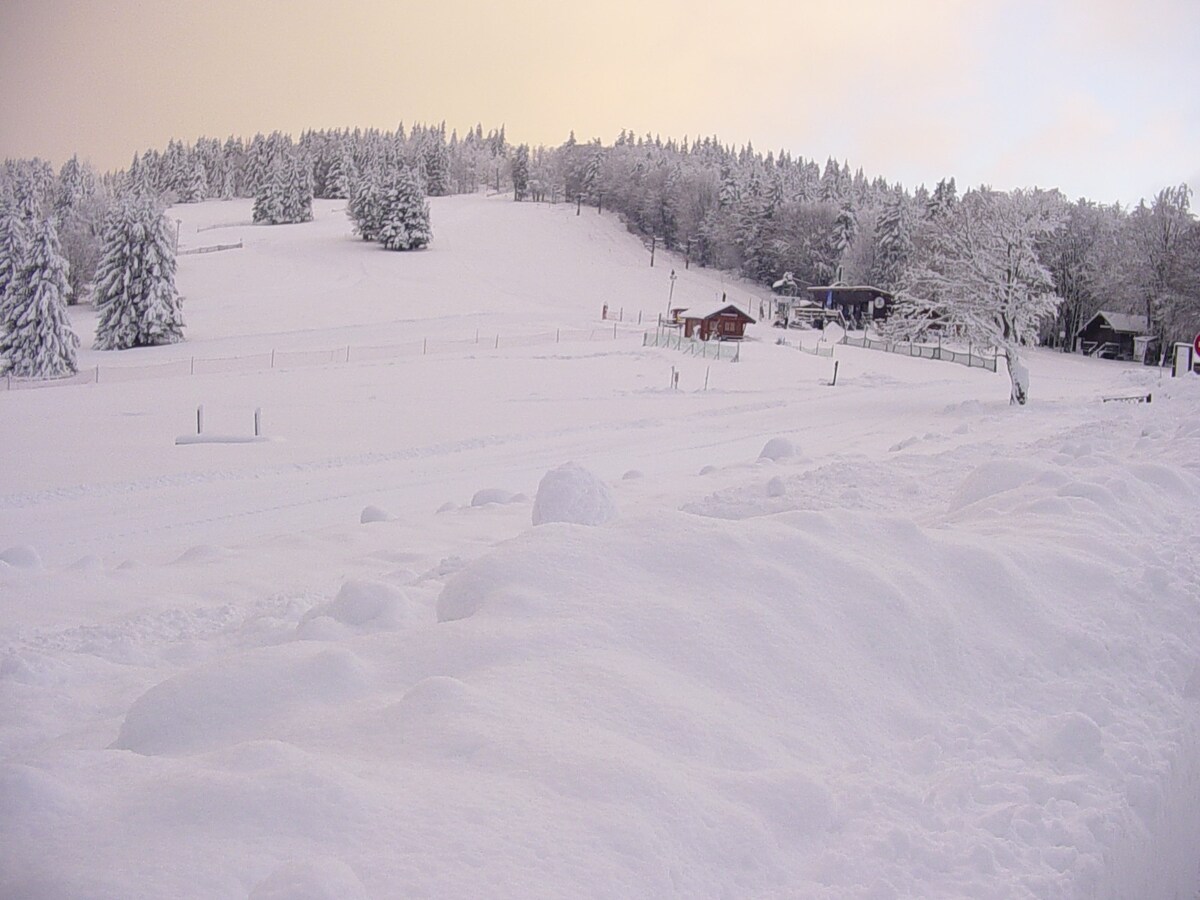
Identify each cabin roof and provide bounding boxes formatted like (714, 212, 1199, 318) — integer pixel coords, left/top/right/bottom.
(1077, 311, 1151, 336)
(678, 303, 756, 323)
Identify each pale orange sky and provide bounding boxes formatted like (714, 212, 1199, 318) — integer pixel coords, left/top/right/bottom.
(1, 0, 1197, 205)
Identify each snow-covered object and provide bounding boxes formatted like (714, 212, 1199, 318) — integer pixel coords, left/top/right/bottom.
(111, 644, 367, 755)
(378, 168, 432, 251)
(0, 219, 78, 378)
(471, 488, 518, 507)
(1008, 351, 1030, 405)
(93, 197, 184, 350)
(758, 437, 797, 461)
(359, 505, 391, 524)
(0, 545, 42, 569)
(531, 462, 618, 527)
(766, 476, 786, 497)
(621, 469, 644, 480)
(297, 579, 416, 634)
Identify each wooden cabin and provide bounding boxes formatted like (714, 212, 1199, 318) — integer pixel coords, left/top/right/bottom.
(679, 303, 756, 341)
(804, 285, 893, 327)
(1076, 311, 1152, 361)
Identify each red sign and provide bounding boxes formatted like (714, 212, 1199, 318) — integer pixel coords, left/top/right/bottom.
(1194, 332, 1200, 358)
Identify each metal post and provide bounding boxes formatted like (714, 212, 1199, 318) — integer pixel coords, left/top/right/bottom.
(650, 236, 656, 267)
(197, 405, 204, 434)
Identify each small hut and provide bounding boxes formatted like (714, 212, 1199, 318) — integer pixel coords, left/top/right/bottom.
(679, 303, 756, 341)
(804, 285, 893, 327)
(1076, 312, 1152, 361)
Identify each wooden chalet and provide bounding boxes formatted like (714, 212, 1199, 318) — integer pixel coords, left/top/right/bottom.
(1076, 311, 1152, 361)
(679, 303, 756, 341)
(804, 285, 893, 327)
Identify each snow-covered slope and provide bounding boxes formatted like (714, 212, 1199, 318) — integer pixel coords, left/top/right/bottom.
(2, 195, 1198, 898)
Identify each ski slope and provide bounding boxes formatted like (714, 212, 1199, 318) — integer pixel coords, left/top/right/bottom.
(2, 194, 1199, 898)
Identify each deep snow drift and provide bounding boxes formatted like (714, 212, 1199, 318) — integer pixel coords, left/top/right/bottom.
(2, 195, 1199, 899)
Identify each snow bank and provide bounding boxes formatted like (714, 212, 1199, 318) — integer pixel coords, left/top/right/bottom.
(531, 462, 618, 527)
(112, 644, 369, 756)
(296, 579, 420, 637)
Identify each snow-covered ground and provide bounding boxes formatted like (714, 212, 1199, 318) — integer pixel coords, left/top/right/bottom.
(2, 195, 1198, 898)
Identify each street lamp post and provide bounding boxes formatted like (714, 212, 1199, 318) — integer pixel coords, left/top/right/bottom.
(666, 268, 677, 318)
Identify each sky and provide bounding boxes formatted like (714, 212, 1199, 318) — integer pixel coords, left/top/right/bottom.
(1, 0, 1197, 207)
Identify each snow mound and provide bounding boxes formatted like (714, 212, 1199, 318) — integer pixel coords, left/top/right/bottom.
(359, 505, 391, 524)
(436, 501, 457, 514)
(766, 476, 786, 498)
(622, 469, 644, 480)
(172, 544, 230, 564)
(698, 465, 717, 475)
(112, 644, 368, 755)
(297, 579, 418, 636)
(531, 462, 618, 527)
(249, 858, 368, 900)
(0, 545, 42, 569)
(471, 488, 520, 507)
(948, 459, 1065, 512)
(758, 437, 798, 461)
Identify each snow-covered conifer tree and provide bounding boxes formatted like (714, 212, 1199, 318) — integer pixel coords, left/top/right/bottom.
(0, 219, 78, 378)
(378, 168, 432, 251)
(0, 207, 28, 329)
(93, 198, 185, 350)
(347, 167, 385, 241)
(871, 188, 914, 290)
(512, 145, 530, 201)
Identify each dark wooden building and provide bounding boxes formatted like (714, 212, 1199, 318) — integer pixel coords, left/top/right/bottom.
(680, 303, 756, 340)
(804, 285, 893, 327)
(1076, 311, 1152, 361)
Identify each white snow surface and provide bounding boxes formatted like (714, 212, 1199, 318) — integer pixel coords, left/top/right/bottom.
(2, 195, 1200, 898)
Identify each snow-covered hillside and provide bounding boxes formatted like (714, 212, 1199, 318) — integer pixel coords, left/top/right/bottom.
(2, 195, 1199, 898)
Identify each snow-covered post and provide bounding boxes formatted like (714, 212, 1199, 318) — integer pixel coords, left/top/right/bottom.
(1005, 349, 1029, 406)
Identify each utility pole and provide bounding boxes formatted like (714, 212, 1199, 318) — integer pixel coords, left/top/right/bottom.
(666, 268, 677, 318)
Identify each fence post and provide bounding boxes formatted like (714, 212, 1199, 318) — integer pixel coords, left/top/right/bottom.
(494, 335, 499, 349)
(346, 345, 351, 363)
(271, 349, 276, 368)
(556, 329, 560, 343)
(197, 405, 204, 435)
(254, 407, 261, 437)
(475, 329, 479, 344)
(423, 338, 428, 355)
(95, 364, 100, 384)
(613, 322, 618, 339)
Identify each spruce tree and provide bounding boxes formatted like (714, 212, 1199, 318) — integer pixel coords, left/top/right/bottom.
(0, 207, 28, 331)
(0, 219, 78, 378)
(94, 198, 185, 350)
(378, 168, 432, 251)
(347, 167, 385, 241)
(512, 145, 530, 201)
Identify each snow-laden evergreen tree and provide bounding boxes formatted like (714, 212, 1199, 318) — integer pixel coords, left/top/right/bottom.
(378, 168, 432, 251)
(0, 218, 78, 378)
(0, 206, 28, 330)
(512, 145, 530, 201)
(891, 188, 1062, 405)
(831, 204, 859, 268)
(871, 187, 913, 290)
(252, 154, 312, 225)
(282, 154, 314, 223)
(347, 166, 385, 240)
(93, 197, 185, 350)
